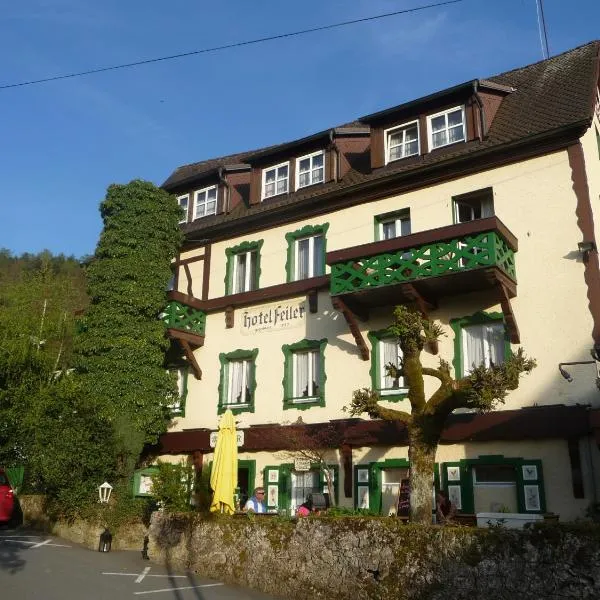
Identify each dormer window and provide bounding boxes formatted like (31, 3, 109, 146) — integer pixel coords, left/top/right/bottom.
(177, 195, 189, 224)
(193, 185, 217, 220)
(385, 122, 419, 164)
(263, 162, 289, 199)
(296, 151, 324, 189)
(428, 106, 465, 149)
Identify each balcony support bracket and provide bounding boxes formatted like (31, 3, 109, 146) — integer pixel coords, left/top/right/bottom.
(332, 296, 369, 361)
(166, 328, 204, 380)
(180, 339, 203, 380)
(399, 283, 436, 316)
(498, 283, 520, 344)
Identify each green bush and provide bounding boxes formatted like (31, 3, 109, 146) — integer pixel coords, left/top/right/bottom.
(151, 460, 194, 512)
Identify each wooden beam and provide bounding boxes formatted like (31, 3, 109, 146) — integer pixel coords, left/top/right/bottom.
(308, 289, 319, 314)
(166, 328, 205, 347)
(399, 282, 435, 315)
(225, 306, 235, 329)
(183, 263, 193, 296)
(180, 339, 202, 380)
(498, 283, 520, 344)
(331, 296, 369, 361)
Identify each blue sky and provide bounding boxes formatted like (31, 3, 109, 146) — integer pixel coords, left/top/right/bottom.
(2, 0, 599, 258)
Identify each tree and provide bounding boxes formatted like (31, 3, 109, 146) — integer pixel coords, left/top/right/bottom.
(74, 180, 183, 479)
(347, 305, 535, 524)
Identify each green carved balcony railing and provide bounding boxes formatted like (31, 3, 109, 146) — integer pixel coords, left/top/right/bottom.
(327, 216, 517, 300)
(161, 298, 206, 337)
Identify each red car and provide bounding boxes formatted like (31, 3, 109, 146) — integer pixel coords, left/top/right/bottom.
(0, 469, 15, 524)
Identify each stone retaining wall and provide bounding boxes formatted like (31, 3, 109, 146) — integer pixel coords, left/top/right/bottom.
(148, 513, 600, 600)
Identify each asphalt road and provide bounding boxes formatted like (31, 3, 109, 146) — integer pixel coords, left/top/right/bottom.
(0, 527, 282, 600)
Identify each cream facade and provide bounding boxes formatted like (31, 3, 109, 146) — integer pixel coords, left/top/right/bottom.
(152, 42, 600, 522)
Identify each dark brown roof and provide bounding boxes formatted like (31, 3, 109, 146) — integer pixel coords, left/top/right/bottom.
(167, 40, 600, 238)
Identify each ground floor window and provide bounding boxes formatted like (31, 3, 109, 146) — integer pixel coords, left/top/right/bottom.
(473, 464, 518, 513)
(291, 470, 320, 511)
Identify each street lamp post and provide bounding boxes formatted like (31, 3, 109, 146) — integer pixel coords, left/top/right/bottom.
(98, 482, 113, 504)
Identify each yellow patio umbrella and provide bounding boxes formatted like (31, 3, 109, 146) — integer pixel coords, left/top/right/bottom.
(209, 409, 238, 514)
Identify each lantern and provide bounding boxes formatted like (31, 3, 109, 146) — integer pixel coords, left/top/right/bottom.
(98, 481, 113, 504)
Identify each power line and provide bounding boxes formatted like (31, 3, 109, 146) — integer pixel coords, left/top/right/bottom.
(0, 0, 465, 90)
(535, 0, 550, 59)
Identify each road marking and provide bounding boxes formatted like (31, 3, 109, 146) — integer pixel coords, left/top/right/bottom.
(102, 573, 187, 579)
(135, 567, 152, 583)
(0, 539, 70, 548)
(0, 535, 40, 538)
(134, 583, 224, 595)
(30, 539, 51, 549)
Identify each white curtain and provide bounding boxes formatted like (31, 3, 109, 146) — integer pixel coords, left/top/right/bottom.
(235, 253, 247, 293)
(312, 235, 324, 276)
(294, 350, 319, 398)
(381, 339, 402, 389)
(297, 238, 310, 280)
(463, 324, 504, 374)
(228, 360, 248, 404)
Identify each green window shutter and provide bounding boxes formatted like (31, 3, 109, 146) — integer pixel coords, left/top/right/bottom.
(263, 466, 281, 511)
(284, 223, 329, 282)
(354, 465, 372, 511)
(224, 239, 264, 295)
(441, 461, 471, 513)
(516, 459, 546, 514)
(281, 338, 327, 410)
(217, 348, 258, 415)
(132, 466, 159, 497)
(450, 311, 509, 379)
(367, 329, 408, 402)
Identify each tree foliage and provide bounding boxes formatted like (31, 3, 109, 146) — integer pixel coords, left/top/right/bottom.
(348, 305, 535, 523)
(74, 180, 183, 477)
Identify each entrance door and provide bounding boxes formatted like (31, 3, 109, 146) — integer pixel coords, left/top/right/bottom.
(380, 467, 409, 515)
(237, 467, 250, 509)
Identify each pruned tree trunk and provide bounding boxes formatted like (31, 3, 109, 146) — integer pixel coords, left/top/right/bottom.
(408, 421, 438, 523)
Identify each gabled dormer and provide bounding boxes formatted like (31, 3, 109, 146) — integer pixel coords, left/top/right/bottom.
(362, 79, 514, 170)
(164, 162, 252, 225)
(247, 126, 370, 205)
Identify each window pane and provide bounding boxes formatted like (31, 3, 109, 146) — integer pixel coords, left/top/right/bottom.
(313, 153, 323, 167)
(432, 131, 446, 148)
(389, 146, 402, 161)
(297, 238, 310, 279)
(299, 158, 310, 172)
(457, 203, 473, 223)
(382, 221, 396, 239)
(405, 140, 418, 156)
(265, 170, 276, 183)
(265, 182, 275, 197)
(313, 167, 324, 183)
(277, 179, 288, 194)
(294, 352, 309, 397)
(448, 125, 465, 143)
(447, 109, 463, 127)
(228, 360, 248, 404)
(381, 338, 401, 389)
(235, 253, 247, 293)
(299, 172, 310, 188)
(431, 115, 446, 132)
(312, 235, 324, 276)
(207, 187, 217, 200)
(278, 165, 288, 179)
(249, 251, 258, 291)
(400, 217, 411, 236)
(405, 126, 418, 141)
(487, 324, 505, 366)
(207, 200, 216, 215)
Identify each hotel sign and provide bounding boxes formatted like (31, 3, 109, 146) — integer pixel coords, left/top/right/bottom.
(241, 300, 306, 335)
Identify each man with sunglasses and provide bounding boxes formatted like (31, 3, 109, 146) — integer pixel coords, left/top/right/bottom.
(244, 487, 266, 513)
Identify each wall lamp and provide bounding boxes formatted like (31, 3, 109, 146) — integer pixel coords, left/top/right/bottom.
(578, 240, 597, 263)
(558, 343, 600, 382)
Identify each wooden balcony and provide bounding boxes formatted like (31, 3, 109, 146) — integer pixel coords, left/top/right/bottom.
(161, 291, 206, 378)
(326, 216, 517, 308)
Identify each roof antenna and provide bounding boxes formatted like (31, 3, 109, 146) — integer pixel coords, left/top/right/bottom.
(535, 0, 550, 59)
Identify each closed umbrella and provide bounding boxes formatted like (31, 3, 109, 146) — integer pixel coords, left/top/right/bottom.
(209, 409, 238, 514)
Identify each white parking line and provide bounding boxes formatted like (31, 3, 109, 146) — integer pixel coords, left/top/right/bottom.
(135, 567, 152, 583)
(102, 573, 187, 579)
(134, 583, 224, 595)
(0, 538, 70, 548)
(30, 539, 51, 549)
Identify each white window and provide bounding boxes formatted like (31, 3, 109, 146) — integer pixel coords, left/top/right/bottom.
(232, 250, 258, 294)
(296, 151, 324, 189)
(295, 235, 324, 280)
(378, 211, 411, 240)
(462, 322, 505, 375)
(262, 162, 289, 199)
(428, 106, 465, 149)
(226, 359, 253, 405)
(379, 338, 406, 393)
(453, 189, 494, 223)
(385, 122, 419, 163)
(291, 470, 319, 511)
(193, 186, 217, 220)
(292, 349, 320, 402)
(177, 195, 189, 224)
(473, 464, 518, 513)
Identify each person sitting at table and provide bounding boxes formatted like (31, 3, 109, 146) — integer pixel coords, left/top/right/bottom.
(244, 487, 266, 513)
(296, 498, 313, 517)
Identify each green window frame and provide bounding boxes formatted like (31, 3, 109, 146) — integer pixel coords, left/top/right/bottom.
(285, 223, 329, 282)
(373, 209, 411, 241)
(218, 348, 258, 415)
(167, 366, 189, 417)
(132, 466, 159, 497)
(368, 329, 408, 401)
(224, 239, 264, 295)
(440, 455, 546, 514)
(450, 311, 510, 379)
(282, 339, 327, 410)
